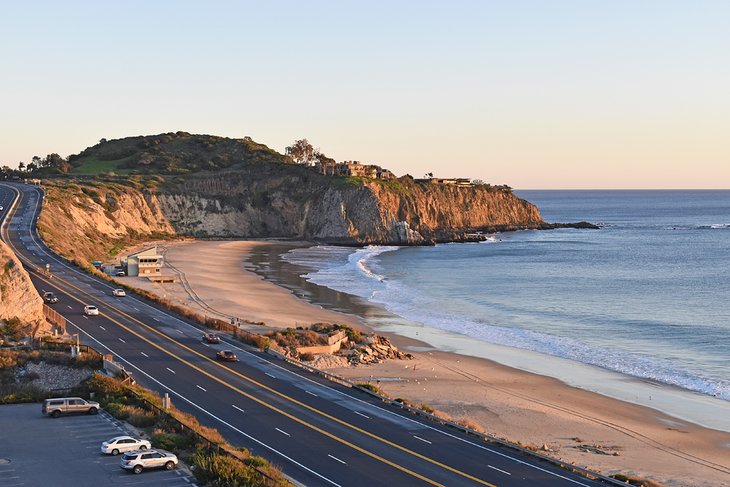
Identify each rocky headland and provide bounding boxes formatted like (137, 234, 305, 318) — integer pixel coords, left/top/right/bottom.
(32, 132, 598, 267)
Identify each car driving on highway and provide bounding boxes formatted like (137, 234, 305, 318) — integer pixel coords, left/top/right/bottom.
(203, 332, 221, 344)
(112, 288, 126, 297)
(83, 305, 99, 316)
(42, 291, 58, 303)
(101, 436, 151, 455)
(120, 449, 177, 474)
(216, 350, 238, 362)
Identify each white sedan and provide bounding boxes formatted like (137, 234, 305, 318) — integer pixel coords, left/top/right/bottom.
(101, 436, 151, 455)
(83, 305, 99, 316)
(112, 289, 126, 297)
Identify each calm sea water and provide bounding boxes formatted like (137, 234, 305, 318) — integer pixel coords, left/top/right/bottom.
(282, 190, 730, 401)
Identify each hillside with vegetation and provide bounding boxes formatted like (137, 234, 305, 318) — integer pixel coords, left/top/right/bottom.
(34, 132, 547, 267)
(68, 132, 288, 175)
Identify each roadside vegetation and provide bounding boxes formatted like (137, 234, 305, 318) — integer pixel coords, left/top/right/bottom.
(0, 348, 101, 404)
(84, 373, 289, 486)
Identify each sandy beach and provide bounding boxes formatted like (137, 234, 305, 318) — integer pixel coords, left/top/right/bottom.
(123, 239, 730, 487)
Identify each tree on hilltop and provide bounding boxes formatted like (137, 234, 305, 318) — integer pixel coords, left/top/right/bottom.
(285, 139, 316, 165)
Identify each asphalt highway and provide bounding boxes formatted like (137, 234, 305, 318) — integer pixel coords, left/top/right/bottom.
(0, 182, 612, 487)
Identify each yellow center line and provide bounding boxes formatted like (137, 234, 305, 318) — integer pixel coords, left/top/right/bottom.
(7, 187, 496, 487)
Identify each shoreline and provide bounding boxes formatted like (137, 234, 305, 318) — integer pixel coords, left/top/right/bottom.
(122, 239, 730, 486)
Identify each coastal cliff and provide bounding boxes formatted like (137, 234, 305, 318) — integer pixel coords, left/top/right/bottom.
(159, 165, 543, 245)
(0, 239, 45, 334)
(35, 132, 546, 264)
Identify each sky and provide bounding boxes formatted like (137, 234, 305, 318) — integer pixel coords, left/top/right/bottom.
(1, 1, 728, 189)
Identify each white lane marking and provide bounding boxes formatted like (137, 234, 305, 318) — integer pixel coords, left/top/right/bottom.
(354, 411, 370, 419)
(413, 435, 432, 444)
(202, 343, 209, 347)
(231, 405, 245, 413)
(196, 385, 207, 392)
(118, 338, 126, 343)
(488, 465, 512, 475)
(63, 322, 341, 487)
(166, 367, 176, 374)
(152, 318, 160, 322)
(176, 329, 184, 334)
(83, 316, 88, 320)
(131, 306, 139, 311)
(67, 305, 73, 309)
(246, 350, 593, 486)
(99, 325, 106, 330)
(275, 428, 290, 437)
(265, 373, 276, 379)
(140, 351, 149, 357)
(328, 454, 347, 465)
(305, 390, 318, 397)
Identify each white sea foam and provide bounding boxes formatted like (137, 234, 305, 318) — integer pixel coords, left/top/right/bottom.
(283, 244, 730, 402)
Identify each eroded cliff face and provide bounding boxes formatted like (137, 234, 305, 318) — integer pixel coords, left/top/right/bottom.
(39, 169, 543, 265)
(158, 167, 543, 245)
(38, 181, 175, 266)
(0, 240, 44, 329)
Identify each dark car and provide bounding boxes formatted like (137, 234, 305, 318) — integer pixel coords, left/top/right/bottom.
(202, 333, 221, 344)
(43, 292, 58, 303)
(216, 350, 238, 362)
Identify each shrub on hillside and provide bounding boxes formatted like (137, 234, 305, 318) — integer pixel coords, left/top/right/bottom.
(191, 451, 286, 487)
(151, 431, 195, 451)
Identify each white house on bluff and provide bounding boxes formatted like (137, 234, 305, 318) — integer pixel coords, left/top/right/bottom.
(124, 246, 164, 277)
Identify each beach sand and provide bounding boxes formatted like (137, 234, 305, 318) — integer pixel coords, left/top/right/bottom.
(123, 239, 730, 487)
(128, 240, 358, 330)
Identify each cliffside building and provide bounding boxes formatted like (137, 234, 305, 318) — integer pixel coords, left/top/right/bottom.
(124, 246, 164, 277)
(313, 160, 396, 180)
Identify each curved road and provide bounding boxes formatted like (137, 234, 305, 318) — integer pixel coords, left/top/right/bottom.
(0, 182, 611, 487)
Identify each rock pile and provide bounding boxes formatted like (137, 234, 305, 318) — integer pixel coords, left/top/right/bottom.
(339, 335, 413, 365)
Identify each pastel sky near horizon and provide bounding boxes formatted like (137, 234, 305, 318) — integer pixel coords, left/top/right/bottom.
(1, 1, 728, 189)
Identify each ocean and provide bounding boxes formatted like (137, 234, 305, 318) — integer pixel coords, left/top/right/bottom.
(273, 190, 730, 429)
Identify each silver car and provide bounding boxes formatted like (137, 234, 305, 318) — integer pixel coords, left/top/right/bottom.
(101, 436, 151, 455)
(120, 449, 178, 474)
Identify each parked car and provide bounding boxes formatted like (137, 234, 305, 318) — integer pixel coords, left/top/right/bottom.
(216, 350, 238, 362)
(42, 291, 58, 303)
(42, 397, 100, 418)
(101, 436, 151, 455)
(0, 205, 4, 211)
(116, 270, 126, 277)
(112, 288, 126, 297)
(120, 449, 178, 474)
(83, 305, 99, 316)
(202, 332, 221, 344)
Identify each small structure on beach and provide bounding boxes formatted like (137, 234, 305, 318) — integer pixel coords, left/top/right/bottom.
(124, 246, 164, 277)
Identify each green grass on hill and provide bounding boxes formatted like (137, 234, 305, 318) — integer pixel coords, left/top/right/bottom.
(70, 156, 135, 175)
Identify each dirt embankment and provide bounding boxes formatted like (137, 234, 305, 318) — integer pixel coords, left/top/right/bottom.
(0, 239, 45, 335)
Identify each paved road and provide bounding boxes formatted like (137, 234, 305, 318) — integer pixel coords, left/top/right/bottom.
(0, 182, 612, 487)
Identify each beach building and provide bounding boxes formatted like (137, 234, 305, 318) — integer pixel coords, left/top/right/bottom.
(125, 246, 164, 277)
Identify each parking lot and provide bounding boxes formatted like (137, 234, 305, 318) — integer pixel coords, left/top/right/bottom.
(0, 403, 197, 487)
